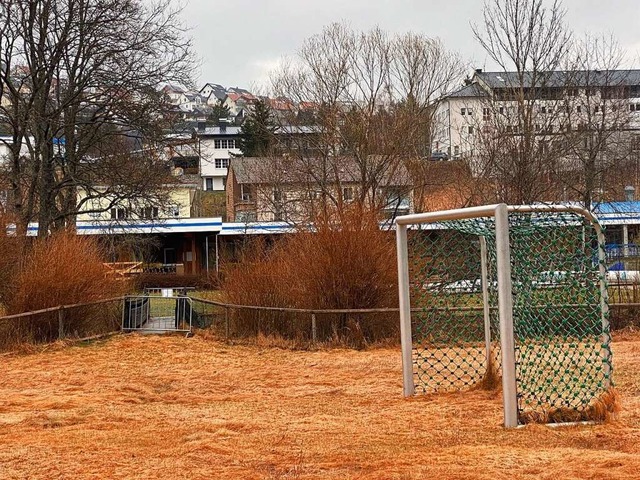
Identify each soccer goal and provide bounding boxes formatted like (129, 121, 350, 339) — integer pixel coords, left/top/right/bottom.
(395, 204, 615, 427)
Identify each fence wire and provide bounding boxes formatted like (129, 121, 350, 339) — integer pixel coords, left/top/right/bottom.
(189, 296, 399, 347)
(0, 298, 123, 352)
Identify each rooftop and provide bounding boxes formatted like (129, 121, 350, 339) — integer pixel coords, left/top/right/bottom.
(195, 125, 242, 136)
(230, 156, 412, 187)
(474, 69, 640, 89)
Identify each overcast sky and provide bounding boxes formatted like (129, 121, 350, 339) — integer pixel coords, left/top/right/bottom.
(181, 0, 640, 90)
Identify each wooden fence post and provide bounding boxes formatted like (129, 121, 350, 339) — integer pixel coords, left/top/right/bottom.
(311, 313, 317, 343)
(58, 306, 65, 340)
(225, 307, 230, 340)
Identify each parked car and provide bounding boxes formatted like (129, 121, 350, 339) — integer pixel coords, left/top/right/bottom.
(429, 151, 449, 161)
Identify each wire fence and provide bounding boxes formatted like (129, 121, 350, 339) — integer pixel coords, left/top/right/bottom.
(188, 297, 401, 347)
(0, 294, 638, 353)
(0, 297, 123, 353)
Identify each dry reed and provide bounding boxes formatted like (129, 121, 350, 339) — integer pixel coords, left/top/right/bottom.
(2, 232, 127, 349)
(223, 208, 399, 345)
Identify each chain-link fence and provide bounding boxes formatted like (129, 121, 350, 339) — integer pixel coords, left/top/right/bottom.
(0, 297, 123, 353)
(399, 205, 614, 426)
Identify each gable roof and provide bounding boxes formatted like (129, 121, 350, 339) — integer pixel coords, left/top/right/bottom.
(229, 156, 412, 187)
(200, 83, 227, 101)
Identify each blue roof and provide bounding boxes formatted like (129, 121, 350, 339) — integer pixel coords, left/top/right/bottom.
(594, 202, 640, 215)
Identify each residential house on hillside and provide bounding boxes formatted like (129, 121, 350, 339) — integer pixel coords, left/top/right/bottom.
(196, 123, 242, 191)
(223, 88, 258, 116)
(161, 83, 211, 122)
(226, 156, 413, 222)
(199, 83, 227, 105)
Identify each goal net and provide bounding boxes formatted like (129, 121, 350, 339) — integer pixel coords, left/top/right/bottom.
(395, 204, 615, 427)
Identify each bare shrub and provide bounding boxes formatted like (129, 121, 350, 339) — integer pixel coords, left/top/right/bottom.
(224, 209, 399, 346)
(3, 232, 128, 346)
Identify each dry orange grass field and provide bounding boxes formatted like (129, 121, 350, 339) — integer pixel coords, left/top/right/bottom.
(1, 333, 639, 480)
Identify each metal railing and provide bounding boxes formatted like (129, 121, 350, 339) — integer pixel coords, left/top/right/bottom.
(122, 295, 193, 334)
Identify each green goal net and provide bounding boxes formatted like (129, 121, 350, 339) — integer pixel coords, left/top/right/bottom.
(396, 204, 615, 427)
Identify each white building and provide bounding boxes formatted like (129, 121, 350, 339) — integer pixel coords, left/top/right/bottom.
(432, 69, 640, 163)
(0, 135, 35, 165)
(432, 83, 487, 159)
(161, 83, 208, 114)
(199, 83, 227, 106)
(196, 124, 242, 191)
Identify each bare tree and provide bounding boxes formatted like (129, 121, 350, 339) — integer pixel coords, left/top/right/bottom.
(472, 0, 572, 203)
(270, 23, 465, 221)
(0, 0, 194, 236)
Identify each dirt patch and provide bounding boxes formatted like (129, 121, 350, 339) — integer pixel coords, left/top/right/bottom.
(1, 333, 639, 479)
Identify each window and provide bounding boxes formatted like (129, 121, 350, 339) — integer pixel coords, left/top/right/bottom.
(213, 139, 237, 149)
(140, 207, 159, 219)
(237, 211, 257, 222)
(171, 205, 180, 217)
(110, 207, 128, 220)
(460, 108, 466, 115)
(205, 178, 214, 191)
(453, 145, 460, 156)
(482, 108, 491, 121)
(214, 158, 229, 169)
(467, 108, 473, 115)
(240, 184, 252, 202)
(576, 106, 582, 114)
(499, 106, 505, 115)
(342, 187, 354, 201)
(467, 126, 474, 135)
(273, 189, 283, 202)
(540, 106, 547, 114)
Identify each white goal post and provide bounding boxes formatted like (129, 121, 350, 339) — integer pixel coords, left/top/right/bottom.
(395, 203, 610, 428)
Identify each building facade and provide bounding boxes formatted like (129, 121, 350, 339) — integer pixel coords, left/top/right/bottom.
(196, 124, 242, 191)
(433, 69, 640, 164)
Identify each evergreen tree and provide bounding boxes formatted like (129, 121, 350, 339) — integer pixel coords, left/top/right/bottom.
(207, 99, 231, 125)
(239, 99, 275, 156)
